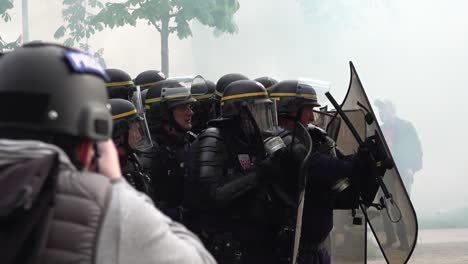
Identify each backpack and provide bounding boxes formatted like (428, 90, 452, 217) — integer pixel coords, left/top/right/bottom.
(0, 153, 59, 264)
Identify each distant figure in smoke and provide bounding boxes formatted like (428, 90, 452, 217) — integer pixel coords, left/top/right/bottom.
(375, 99, 423, 196)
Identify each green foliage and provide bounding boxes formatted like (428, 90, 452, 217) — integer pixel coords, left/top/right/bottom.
(55, 0, 106, 66)
(91, 0, 240, 74)
(92, 0, 240, 39)
(0, 0, 20, 52)
(0, 35, 21, 52)
(0, 0, 13, 22)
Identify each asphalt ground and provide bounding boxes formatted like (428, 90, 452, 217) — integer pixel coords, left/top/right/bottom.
(368, 228, 468, 264)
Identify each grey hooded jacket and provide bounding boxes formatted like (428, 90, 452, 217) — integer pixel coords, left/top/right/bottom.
(0, 139, 216, 264)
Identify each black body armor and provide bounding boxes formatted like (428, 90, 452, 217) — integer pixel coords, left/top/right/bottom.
(185, 121, 286, 264)
(121, 153, 152, 196)
(141, 131, 195, 221)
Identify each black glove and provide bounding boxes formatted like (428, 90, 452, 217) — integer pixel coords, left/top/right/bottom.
(353, 137, 384, 206)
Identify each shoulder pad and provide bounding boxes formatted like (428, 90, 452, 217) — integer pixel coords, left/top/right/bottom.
(198, 127, 223, 140)
(206, 117, 234, 128)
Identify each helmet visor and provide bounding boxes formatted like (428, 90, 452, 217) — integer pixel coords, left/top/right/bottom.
(128, 115, 153, 152)
(131, 85, 145, 115)
(167, 75, 208, 96)
(161, 86, 197, 108)
(246, 99, 278, 134)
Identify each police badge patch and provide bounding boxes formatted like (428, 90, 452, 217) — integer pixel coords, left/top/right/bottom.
(64, 50, 109, 81)
(237, 154, 251, 170)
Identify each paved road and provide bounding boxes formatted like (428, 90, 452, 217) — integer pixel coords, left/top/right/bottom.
(369, 228, 468, 264)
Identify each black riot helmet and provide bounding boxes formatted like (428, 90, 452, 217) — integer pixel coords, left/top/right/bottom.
(269, 80, 321, 115)
(0, 42, 112, 141)
(145, 79, 196, 132)
(134, 70, 166, 91)
(105, 68, 135, 100)
(110, 99, 152, 152)
(193, 79, 215, 100)
(215, 73, 249, 100)
(221, 80, 278, 134)
(215, 73, 248, 118)
(191, 79, 216, 133)
(254, 76, 278, 92)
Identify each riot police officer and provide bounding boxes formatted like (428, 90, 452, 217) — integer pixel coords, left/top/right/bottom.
(185, 80, 291, 263)
(269, 80, 366, 264)
(142, 79, 197, 221)
(109, 98, 153, 196)
(191, 79, 217, 134)
(213, 73, 249, 117)
(105, 68, 135, 100)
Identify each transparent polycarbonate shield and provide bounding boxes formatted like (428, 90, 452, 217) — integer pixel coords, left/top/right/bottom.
(328, 109, 368, 264)
(131, 85, 145, 114)
(332, 62, 418, 264)
(168, 75, 208, 96)
(312, 110, 342, 142)
(245, 99, 278, 134)
(291, 121, 314, 264)
(128, 116, 153, 152)
(190, 75, 208, 97)
(167, 75, 196, 87)
(130, 85, 153, 151)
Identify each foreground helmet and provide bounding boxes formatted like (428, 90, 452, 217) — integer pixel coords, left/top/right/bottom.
(105, 68, 135, 100)
(145, 79, 196, 131)
(0, 42, 111, 140)
(254, 76, 278, 92)
(222, 80, 277, 134)
(110, 99, 152, 152)
(269, 80, 321, 115)
(134, 70, 166, 91)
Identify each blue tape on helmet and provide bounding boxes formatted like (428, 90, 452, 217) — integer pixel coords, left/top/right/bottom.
(64, 50, 110, 81)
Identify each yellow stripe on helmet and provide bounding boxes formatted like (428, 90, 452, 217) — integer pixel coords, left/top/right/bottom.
(215, 90, 223, 97)
(221, 91, 268, 102)
(145, 97, 161, 104)
(269, 92, 317, 100)
(139, 81, 157, 88)
(106, 80, 134, 87)
(112, 109, 137, 120)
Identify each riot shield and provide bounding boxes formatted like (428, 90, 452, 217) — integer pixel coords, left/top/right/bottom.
(327, 62, 418, 264)
(327, 109, 368, 264)
(291, 122, 313, 264)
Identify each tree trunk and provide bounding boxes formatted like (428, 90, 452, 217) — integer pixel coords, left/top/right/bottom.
(22, 0, 29, 43)
(160, 16, 170, 77)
